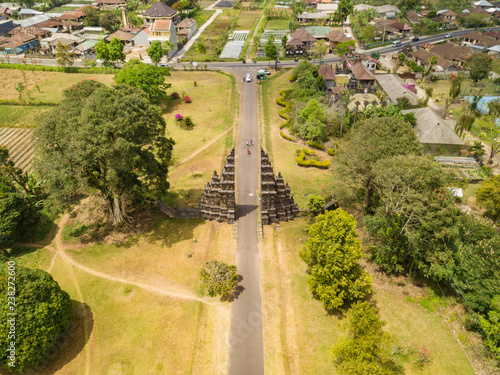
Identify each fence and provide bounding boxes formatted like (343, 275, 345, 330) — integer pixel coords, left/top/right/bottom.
(157, 200, 202, 219)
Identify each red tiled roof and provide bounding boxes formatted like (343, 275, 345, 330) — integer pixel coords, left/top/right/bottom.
(318, 64, 335, 80)
(325, 29, 351, 43)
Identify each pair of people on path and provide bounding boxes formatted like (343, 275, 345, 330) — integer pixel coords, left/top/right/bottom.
(246, 140, 253, 146)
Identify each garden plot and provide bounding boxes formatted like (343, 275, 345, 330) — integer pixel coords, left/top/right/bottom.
(257, 30, 288, 57)
(219, 31, 249, 58)
(0, 128, 34, 171)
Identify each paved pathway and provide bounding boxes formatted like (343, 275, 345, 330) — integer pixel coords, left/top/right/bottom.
(228, 72, 264, 375)
(171, 8, 222, 60)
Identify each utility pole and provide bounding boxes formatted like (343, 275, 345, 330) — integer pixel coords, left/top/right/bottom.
(382, 18, 387, 44)
(209, 30, 211, 60)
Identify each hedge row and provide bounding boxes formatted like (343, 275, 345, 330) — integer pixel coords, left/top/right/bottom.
(307, 141, 325, 150)
(0, 63, 117, 74)
(276, 89, 294, 130)
(296, 148, 316, 156)
(0, 99, 58, 106)
(296, 151, 330, 169)
(280, 131, 296, 142)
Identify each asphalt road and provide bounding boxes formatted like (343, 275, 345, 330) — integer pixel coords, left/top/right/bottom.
(228, 70, 264, 375)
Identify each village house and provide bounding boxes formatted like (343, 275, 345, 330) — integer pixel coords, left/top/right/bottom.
(318, 64, 336, 91)
(409, 49, 458, 72)
(428, 43, 473, 67)
(461, 31, 498, 50)
(141, 1, 179, 25)
(349, 62, 376, 88)
(176, 18, 197, 41)
(406, 10, 421, 23)
(0, 7, 11, 20)
(285, 38, 305, 56)
(148, 19, 178, 56)
(105, 30, 135, 46)
(96, 0, 125, 10)
(297, 12, 329, 23)
(3, 32, 39, 54)
(325, 29, 351, 51)
(388, 21, 412, 34)
(289, 28, 316, 51)
(376, 74, 419, 106)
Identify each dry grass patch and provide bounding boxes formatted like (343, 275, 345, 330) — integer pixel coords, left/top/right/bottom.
(261, 69, 331, 208)
(236, 11, 260, 30)
(0, 68, 114, 102)
(165, 71, 237, 163)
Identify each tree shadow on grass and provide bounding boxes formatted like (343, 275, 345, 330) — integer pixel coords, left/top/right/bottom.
(148, 216, 205, 248)
(0, 301, 94, 375)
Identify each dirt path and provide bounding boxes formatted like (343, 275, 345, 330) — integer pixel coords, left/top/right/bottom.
(178, 124, 235, 166)
(244, 13, 266, 61)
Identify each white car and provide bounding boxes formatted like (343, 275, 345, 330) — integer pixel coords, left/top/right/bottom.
(245, 73, 252, 82)
(257, 69, 271, 75)
(445, 33, 453, 38)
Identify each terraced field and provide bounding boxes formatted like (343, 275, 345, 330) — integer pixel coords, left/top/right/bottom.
(0, 127, 34, 171)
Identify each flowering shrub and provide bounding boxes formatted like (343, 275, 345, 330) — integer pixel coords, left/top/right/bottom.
(416, 345, 431, 367)
(183, 95, 192, 103)
(171, 92, 179, 99)
(175, 114, 183, 121)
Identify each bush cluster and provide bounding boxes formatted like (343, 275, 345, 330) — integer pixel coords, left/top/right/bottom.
(0, 99, 58, 106)
(296, 150, 330, 169)
(276, 89, 294, 130)
(327, 148, 335, 156)
(307, 141, 325, 150)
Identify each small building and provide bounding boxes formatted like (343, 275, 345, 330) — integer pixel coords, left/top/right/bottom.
(429, 43, 473, 67)
(19, 9, 44, 19)
(285, 38, 305, 55)
(318, 64, 336, 90)
(401, 107, 466, 155)
(72, 39, 97, 56)
(406, 10, 421, 23)
(297, 12, 329, 23)
(473, 0, 494, 8)
(55, 11, 84, 22)
(0, 19, 16, 36)
(141, 1, 179, 25)
(440, 9, 458, 20)
(14, 14, 50, 28)
(461, 31, 498, 48)
(96, 0, 125, 10)
(289, 28, 316, 50)
(131, 30, 149, 46)
(375, 74, 418, 105)
(325, 29, 351, 50)
(4, 32, 39, 54)
(349, 62, 375, 87)
(376, 5, 400, 18)
(316, 3, 338, 13)
(9, 26, 51, 38)
(409, 49, 457, 72)
(105, 30, 135, 45)
(0, 7, 11, 20)
(176, 17, 196, 41)
(388, 21, 412, 33)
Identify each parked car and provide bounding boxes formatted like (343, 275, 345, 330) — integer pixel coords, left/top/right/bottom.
(245, 73, 252, 82)
(392, 40, 402, 47)
(159, 63, 169, 68)
(445, 33, 453, 38)
(257, 69, 271, 75)
(412, 36, 420, 42)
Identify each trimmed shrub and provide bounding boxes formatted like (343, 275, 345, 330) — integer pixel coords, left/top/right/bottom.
(280, 131, 296, 141)
(276, 89, 294, 130)
(296, 151, 330, 169)
(307, 141, 325, 150)
(327, 148, 335, 156)
(171, 92, 180, 98)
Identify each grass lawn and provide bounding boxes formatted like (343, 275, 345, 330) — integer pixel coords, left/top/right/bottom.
(192, 9, 216, 27)
(0, 105, 54, 127)
(260, 69, 331, 208)
(260, 217, 476, 375)
(265, 19, 290, 30)
(163, 70, 237, 164)
(0, 68, 115, 102)
(492, 57, 500, 75)
(335, 75, 349, 85)
(184, 9, 240, 60)
(236, 10, 260, 30)
(424, 77, 500, 101)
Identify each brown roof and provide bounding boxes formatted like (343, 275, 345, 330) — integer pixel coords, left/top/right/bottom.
(6, 33, 36, 48)
(441, 10, 457, 16)
(121, 24, 141, 34)
(389, 21, 412, 31)
(430, 43, 472, 61)
(32, 20, 62, 28)
(325, 29, 350, 43)
(105, 30, 134, 41)
(9, 26, 51, 37)
(150, 19, 171, 31)
(485, 31, 500, 39)
(289, 28, 316, 43)
(176, 18, 195, 28)
(142, 1, 177, 18)
(410, 49, 436, 62)
(350, 62, 375, 81)
(331, 86, 347, 94)
(287, 38, 303, 46)
(96, 0, 124, 3)
(469, 6, 490, 14)
(406, 10, 421, 22)
(57, 11, 84, 20)
(76, 4, 98, 11)
(318, 64, 335, 80)
(462, 31, 497, 47)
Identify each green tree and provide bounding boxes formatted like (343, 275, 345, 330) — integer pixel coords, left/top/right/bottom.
(488, 99, 500, 116)
(467, 53, 493, 84)
(0, 266, 72, 372)
(361, 25, 376, 46)
(0, 172, 30, 246)
(55, 40, 75, 69)
(128, 12, 143, 27)
(334, 40, 355, 57)
(396, 96, 411, 109)
(307, 194, 325, 217)
(200, 260, 238, 297)
(99, 9, 121, 32)
(364, 154, 459, 278)
(298, 98, 327, 141)
(449, 73, 464, 101)
(476, 174, 500, 222)
(195, 42, 207, 59)
(264, 35, 278, 68)
(312, 40, 328, 64)
(477, 116, 500, 163)
(300, 209, 373, 311)
(33, 80, 174, 225)
(334, 117, 422, 211)
(162, 40, 174, 57)
(82, 5, 100, 26)
(147, 40, 164, 65)
(115, 59, 171, 100)
(330, 301, 401, 375)
(479, 295, 500, 360)
(332, 0, 354, 25)
(95, 37, 125, 68)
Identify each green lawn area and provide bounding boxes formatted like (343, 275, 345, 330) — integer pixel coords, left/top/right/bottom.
(163, 70, 237, 164)
(261, 217, 476, 375)
(261, 69, 331, 208)
(335, 75, 349, 85)
(492, 57, 500, 75)
(424, 77, 500, 101)
(265, 19, 290, 30)
(192, 9, 216, 28)
(236, 10, 260, 30)
(0, 105, 54, 127)
(184, 9, 241, 60)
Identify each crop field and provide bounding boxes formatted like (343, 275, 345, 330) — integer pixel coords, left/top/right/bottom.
(236, 10, 260, 30)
